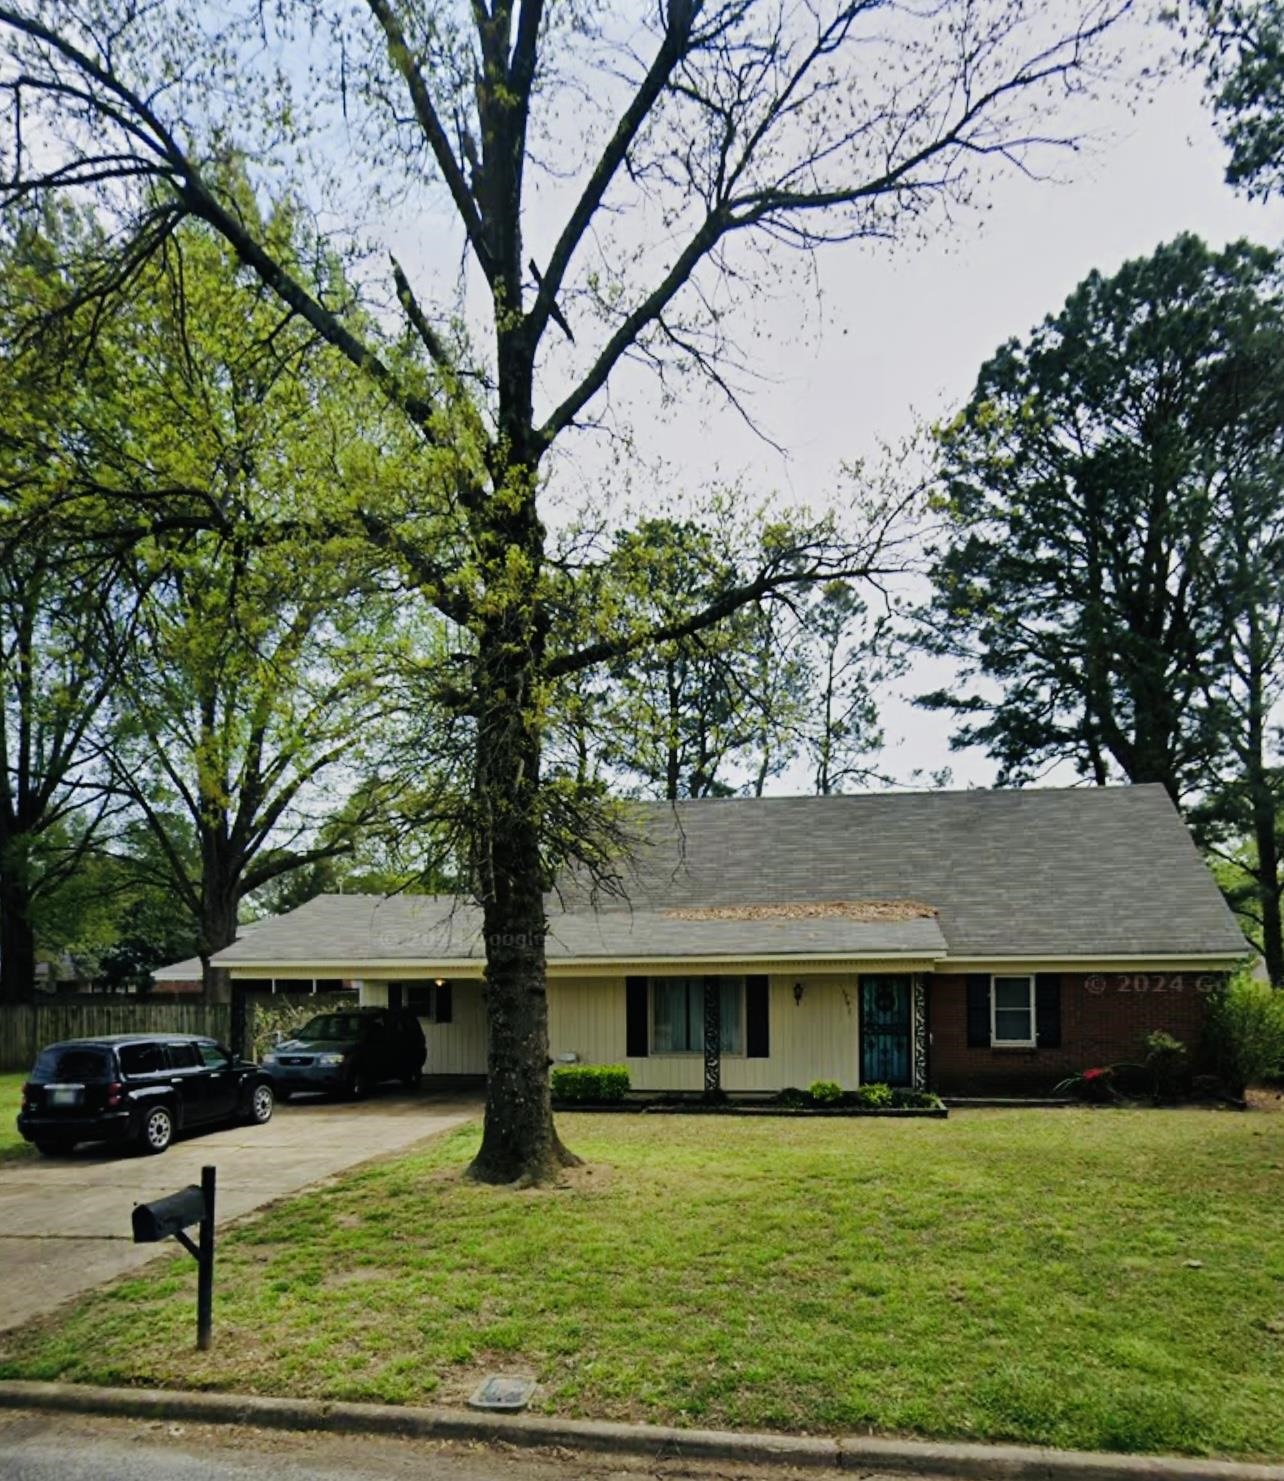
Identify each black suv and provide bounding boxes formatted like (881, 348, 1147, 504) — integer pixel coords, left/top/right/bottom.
(262, 1008, 427, 1099)
(17, 1035, 274, 1156)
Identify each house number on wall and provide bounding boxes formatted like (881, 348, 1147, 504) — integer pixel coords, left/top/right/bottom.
(1084, 974, 1220, 996)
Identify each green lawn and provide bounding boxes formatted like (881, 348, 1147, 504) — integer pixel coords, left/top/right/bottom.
(2, 1110, 1283, 1458)
(0, 1073, 32, 1163)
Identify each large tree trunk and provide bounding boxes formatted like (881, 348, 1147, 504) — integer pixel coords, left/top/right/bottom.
(464, 407, 578, 1182)
(1246, 659, 1284, 987)
(199, 882, 240, 1005)
(0, 866, 36, 1004)
(1258, 847, 1284, 988)
(467, 593, 580, 1184)
(463, 64, 580, 1181)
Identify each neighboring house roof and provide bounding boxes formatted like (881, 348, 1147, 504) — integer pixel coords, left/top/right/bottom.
(151, 919, 268, 984)
(151, 954, 204, 983)
(211, 785, 1249, 971)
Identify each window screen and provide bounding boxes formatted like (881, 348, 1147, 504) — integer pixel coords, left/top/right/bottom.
(992, 976, 1035, 1044)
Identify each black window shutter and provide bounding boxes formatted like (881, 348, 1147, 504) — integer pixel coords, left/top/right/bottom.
(966, 975, 991, 1048)
(435, 982, 453, 1024)
(626, 977, 649, 1057)
(1035, 974, 1061, 1048)
(745, 976, 770, 1058)
(387, 982, 403, 1011)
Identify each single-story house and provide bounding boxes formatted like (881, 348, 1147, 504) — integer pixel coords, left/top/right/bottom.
(149, 954, 205, 995)
(150, 959, 358, 998)
(210, 785, 1249, 1096)
(151, 921, 359, 996)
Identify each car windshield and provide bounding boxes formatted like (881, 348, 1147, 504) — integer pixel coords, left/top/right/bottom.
(295, 1014, 364, 1042)
(31, 1046, 114, 1083)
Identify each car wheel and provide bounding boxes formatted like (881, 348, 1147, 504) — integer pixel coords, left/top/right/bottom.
(139, 1105, 174, 1155)
(346, 1065, 370, 1101)
(246, 1083, 274, 1125)
(33, 1138, 75, 1157)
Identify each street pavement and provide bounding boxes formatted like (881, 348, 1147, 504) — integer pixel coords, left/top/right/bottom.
(0, 1409, 861, 1481)
(0, 1088, 480, 1332)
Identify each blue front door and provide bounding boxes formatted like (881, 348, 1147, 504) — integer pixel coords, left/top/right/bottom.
(860, 976, 911, 1086)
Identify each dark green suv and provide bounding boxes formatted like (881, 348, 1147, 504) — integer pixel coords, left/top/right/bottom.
(262, 1007, 427, 1099)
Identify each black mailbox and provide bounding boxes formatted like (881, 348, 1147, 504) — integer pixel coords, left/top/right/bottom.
(132, 1184, 206, 1244)
(128, 1165, 217, 1350)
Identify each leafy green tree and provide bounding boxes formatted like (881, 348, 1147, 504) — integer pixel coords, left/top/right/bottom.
(0, 542, 125, 1001)
(805, 582, 895, 796)
(96, 890, 201, 994)
(1189, 344, 1284, 982)
(549, 517, 891, 800)
(920, 235, 1277, 802)
(0, 210, 136, 1003)
(24, 827, 130, 985)
(1186, 10, 1284, 978)
(95, 222, 414, 994)
(922, 232, 1284, 977)
(0, 0, 1130, 1182)
(587, 518, 806, 800)
(744, 601, 814, 798)
(1191, 0, 1284, 197)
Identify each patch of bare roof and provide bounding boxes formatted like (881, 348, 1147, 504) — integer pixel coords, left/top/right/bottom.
(663, 899, 938, 923)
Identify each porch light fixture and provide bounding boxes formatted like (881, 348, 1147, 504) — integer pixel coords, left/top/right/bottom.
(434, 978, 445, 987)
(793, 981, 804, 1006)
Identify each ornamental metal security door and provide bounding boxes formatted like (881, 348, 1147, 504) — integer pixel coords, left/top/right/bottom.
(859, 975, 912, 1087)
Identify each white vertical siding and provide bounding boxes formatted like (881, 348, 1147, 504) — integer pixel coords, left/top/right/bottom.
(359, 971, 917, 1089)
(425, 982, 488, 1074)
(358, 980, 488, 1074)
(547, 973, 861, 1091)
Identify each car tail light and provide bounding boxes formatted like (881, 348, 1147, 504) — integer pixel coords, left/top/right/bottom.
(105, 1082, 124, 1107)
(21, 1082, 35, 1110)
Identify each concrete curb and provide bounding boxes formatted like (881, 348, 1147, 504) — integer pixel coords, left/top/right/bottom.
(1, 1379, 1282, 1481)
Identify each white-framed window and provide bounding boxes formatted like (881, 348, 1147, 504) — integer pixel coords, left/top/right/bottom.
(991, 975, 1036, 1046)
(650, 977, 744, 1054)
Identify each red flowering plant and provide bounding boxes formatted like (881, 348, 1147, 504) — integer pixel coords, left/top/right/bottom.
(1053, 1065, 1121, 1103)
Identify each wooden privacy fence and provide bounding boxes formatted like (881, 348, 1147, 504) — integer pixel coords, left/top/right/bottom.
(0, 1000, 232, 1071)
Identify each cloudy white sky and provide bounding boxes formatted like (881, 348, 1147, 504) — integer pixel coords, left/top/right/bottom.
(568, 66, 1284, 792)
(736, 67, 1284, 789)
(378, 32, 1284, 795)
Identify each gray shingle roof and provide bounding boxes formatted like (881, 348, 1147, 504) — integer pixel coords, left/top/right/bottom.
(211, 785, 1247, 968)
(585, 785, 1248, 959)
(212, 895, 946, 966)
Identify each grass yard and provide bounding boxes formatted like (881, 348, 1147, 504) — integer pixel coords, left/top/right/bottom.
(2, 1110, 1283, 1458)
(0, 1073, 32, 1163)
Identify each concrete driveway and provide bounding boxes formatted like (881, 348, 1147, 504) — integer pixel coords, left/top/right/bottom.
(0, 1088, 480, 1335)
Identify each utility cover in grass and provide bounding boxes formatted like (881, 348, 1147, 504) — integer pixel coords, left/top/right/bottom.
(468, 1375, 536, 1412)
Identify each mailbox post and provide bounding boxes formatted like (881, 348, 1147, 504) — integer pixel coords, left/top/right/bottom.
(131, 1164, 217, 1350)
(196, 1165, 215, 1350)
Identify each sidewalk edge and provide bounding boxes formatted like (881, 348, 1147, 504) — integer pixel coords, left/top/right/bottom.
(1, 1379, 1280, 1481)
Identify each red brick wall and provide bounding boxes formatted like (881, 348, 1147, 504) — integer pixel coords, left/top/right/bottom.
(928, 971, 1225, 1096)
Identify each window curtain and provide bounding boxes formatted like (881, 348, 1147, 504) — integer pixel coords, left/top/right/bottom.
(651, 977, 743, 1053)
